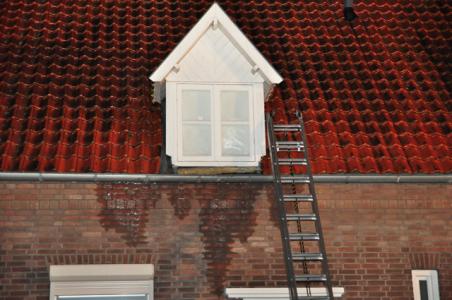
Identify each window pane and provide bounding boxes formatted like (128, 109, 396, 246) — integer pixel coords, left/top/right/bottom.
(221, 90, 249, 122)
(419, 280, 429, 300)
(222, 125, 250, 156)
(58, 295, 147, 300)
(182, 124, 211, 156)
(181, 90, 211, 121)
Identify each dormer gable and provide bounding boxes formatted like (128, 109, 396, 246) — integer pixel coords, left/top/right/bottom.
(150, 3, 282, 101)
(150, 3, 283, 169)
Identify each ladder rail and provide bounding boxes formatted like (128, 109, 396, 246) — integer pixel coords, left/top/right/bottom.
(295, 111, 334, 298)
(266, 112, 334, 300)
(266, 113, 299, 300)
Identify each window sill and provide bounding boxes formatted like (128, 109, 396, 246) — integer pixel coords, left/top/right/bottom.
(225, 287, 345, 299)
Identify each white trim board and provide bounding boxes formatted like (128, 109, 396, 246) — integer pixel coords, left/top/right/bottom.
(50, 264, 154, 282)
(49, 264, 154, 300)
(411, 270, 440, 300)
(225, 287, 345, 299)
(149, 3, 283, 84)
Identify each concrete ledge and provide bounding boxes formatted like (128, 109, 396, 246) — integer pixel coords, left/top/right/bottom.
(225, 287, 345, 299)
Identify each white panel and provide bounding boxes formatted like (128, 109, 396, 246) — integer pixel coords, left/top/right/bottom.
(214, 84, 254, 162)
(50, 281, 153, 300)
(50, 265, 154, 282)
(181, 90, 211, 121)
(167, 27, 264, 83)
(166, 82, 177, 159)
(221, 125, 250, 156)
(177, 84, 214, 162)
(182, 124, 212, 156)
(49, 265, 154, 300)
(221, 90, 249, 121)
(253, 83, 266, 159)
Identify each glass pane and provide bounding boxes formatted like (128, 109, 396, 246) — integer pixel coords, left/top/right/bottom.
(181, 90, 211, 121)
(221, 90, 249, 122)
(222, 125, 250, 156)
(58, 295, 146, 300)
(419, 280, 429, 300)
(182, 124, 211, 156)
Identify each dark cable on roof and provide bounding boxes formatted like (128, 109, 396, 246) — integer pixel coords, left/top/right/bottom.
(344, 0, 357, 22)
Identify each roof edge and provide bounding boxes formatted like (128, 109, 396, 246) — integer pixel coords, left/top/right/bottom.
(0, 173, 450, 184)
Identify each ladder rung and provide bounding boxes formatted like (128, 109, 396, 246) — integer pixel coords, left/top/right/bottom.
(286, 214, 317, 221)
(278, 158, 308, 165)
(276, 141, 305, 151)
(283, 194, 314, 202)
(296, 274, 327, 282)
(274, 124, 302, 131)
(289, 233, 320, 241)
(280, 176, 310, 183)
(292, 253, 324, 261)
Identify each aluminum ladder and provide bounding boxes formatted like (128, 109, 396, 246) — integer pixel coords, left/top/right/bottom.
(266, 112, 334, 300)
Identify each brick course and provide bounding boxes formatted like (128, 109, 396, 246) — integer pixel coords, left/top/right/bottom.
(0, 182, 451, 300)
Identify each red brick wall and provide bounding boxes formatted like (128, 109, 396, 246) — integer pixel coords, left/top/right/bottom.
(0, 182, 450, 300)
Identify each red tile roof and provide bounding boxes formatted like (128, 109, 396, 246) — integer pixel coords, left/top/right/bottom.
(0, 1, 450, 174)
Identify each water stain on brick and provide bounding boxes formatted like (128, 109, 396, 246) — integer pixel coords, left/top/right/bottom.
(96, 182, 260, 296)
(199, 183, 258, 296)
(97, 183, 159, 246)
(167, 183, 192, 220)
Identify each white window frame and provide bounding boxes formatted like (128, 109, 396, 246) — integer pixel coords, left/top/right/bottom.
(177, 84, 215, 162)
(412, 270, 440, 300)
(175, 83, 258, 166)
(225, 287, 345, 299)
(49, 264, 154, 300)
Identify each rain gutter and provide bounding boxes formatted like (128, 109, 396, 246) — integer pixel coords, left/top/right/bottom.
(0, 172, 450, 184)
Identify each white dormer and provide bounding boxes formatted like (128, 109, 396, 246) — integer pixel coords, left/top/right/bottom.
(150, 3, 282, 168)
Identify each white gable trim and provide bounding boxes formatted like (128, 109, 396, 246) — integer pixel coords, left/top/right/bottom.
(149, 3, 283, 84)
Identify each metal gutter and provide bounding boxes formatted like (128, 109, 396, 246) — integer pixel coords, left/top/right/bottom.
(0, 172, 450, 184)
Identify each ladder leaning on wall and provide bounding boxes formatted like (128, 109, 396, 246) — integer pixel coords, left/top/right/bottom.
(266, 111, 334, 300)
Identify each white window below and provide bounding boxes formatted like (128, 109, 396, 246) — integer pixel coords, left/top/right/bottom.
(57, 296, 146, 300)
(49, 264, 154, 300)
(412, 270, 440, 300)
(225, 287, 345, 299)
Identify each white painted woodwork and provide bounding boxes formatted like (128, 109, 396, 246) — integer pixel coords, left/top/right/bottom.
(166, 82, 265, 167)
(150, 3, 282, 85)
(225, 287, 345, 299)
(49, 265, 154, 300)
(151, 2, 282, 167)
(411, 270, 440, 300)
(167, 26, 264, 83)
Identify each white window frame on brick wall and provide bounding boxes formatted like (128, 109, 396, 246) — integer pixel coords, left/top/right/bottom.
(49, 264, 154, 300)
(412, 270, 440, 300)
